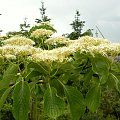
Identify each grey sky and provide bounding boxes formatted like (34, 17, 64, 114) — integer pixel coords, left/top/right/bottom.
(0, 0, 120, 43)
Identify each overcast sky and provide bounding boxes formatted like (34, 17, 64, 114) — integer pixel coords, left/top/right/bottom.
(0, 0, 120, 43)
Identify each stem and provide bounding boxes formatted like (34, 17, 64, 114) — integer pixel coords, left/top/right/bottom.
(30, 97, 38, 120)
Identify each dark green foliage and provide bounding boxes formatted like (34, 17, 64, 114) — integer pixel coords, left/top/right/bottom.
(44, 86, 65, 119)
(13, 81, 30, 120)
(70, 11, 85, 36)
(35, 1, 51, 23)
(67, 10, 93, 39)
(29, 23, 56, 34)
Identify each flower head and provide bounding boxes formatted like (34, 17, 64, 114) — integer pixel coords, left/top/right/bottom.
(30, 29, 53, 39)
(45, 36, 69, 45)
(3, 36, 35, 46)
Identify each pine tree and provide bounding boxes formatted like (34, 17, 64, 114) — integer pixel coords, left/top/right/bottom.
(35, 1, 51, 23)
(68, 10, 85, 39)
(67, 10, 93, 39)
(70, 10, 85, 35)
(19, 17, 30, 36)
(20, 18, 30, 32)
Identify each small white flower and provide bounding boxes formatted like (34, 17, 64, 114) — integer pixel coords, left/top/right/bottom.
(3, 36, 35, 46)
(45, 36, 69, 45)
(30, 29, 53, 38)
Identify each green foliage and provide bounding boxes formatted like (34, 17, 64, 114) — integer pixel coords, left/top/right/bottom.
(64, 86, 85, 120)
(67, 10, 93, 39)
(0, 63, 18, 90)
(1, 16, 120, 120)
(0, 87, 12, 111)
(67, 32, 80, 40)
(13, 81, 30, 120)
(86, 85, 101, 113)
(35, 1, 51, 23)
(29, 23, 56, 34)
(91, 53, 110, 84)
(70, 10, 85, 35)
(44, 86, 65, 119)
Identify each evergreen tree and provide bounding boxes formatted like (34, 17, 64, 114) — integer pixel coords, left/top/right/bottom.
(35, 1, 51, 23)
(20, 17, 30, 32)
(6, 18, 30, 37)
(81, 29, 93, 37)
(68, 10, 85, 39)
(67, 10, 93, 40)
(70, 10, 85, 35)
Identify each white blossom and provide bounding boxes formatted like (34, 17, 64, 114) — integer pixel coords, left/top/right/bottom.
(30, 29, 53, 38)
(3, 36, 35, 46)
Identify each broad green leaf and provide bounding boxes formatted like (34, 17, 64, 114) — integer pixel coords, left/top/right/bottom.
(99, 75, 108, 85)
(59, 62, 75, 73)
(86, 85, 101, 113)
(3, 63, 18, 75)
(0, 87, 12, 111)
(44, 87, 65, 119)
(91, 54, 110, 75)
(83, 69, 93, 85)
(25, 70, 40, 81)
(13, 81, 30, 120)
(0, 63, 18, 90)
(27, 62, 48, 75)
(0, 74, 17, 90)
(64, 86, 85, 120)
(111, 62, 120, 73)
(50, 79, 65, 97)
(91, 54, 110, 84)
(107, 73, 120, 92)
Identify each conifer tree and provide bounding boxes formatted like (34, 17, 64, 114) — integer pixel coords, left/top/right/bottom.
(70, 10, 85, 36)
(35, 1, 51, 23)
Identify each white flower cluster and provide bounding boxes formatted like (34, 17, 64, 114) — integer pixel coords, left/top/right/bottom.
(28, 47, 73, 63)
(88, 43, 120, 56)
(78, 36, 110, 45)
(45, 36, 69, 45)
(0, 45, 42, 59)
(30, 29, 53, 39)
(0, 35, 120, 63)
(3, 36, 35, 46)
(28, 36, 120, 63)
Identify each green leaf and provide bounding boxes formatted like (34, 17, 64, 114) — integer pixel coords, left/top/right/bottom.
(0, 63, 18, 90)
(0, 87, 12, 111)
(91, 54, 110, 84)
(27, 62, 48, 75)
(0, 75, 17, 91)
(86, 85, 101, 113)
(44, 87, 65, 119)
(64, 86, 85, 120)
(25, 70, 40, 81)
(4, 63, 18, 75)
(107, 73, 119, 92)
(83, 69, 93, 85)
(91, 54, 110, 74)
(13, 81, 30, 120)
(50, 79, 65, 97)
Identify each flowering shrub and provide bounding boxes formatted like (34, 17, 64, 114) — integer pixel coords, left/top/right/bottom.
(0, 23, 120, 120)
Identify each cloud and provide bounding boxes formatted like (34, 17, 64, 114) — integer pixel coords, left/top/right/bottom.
(0, 0, 120, 42)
